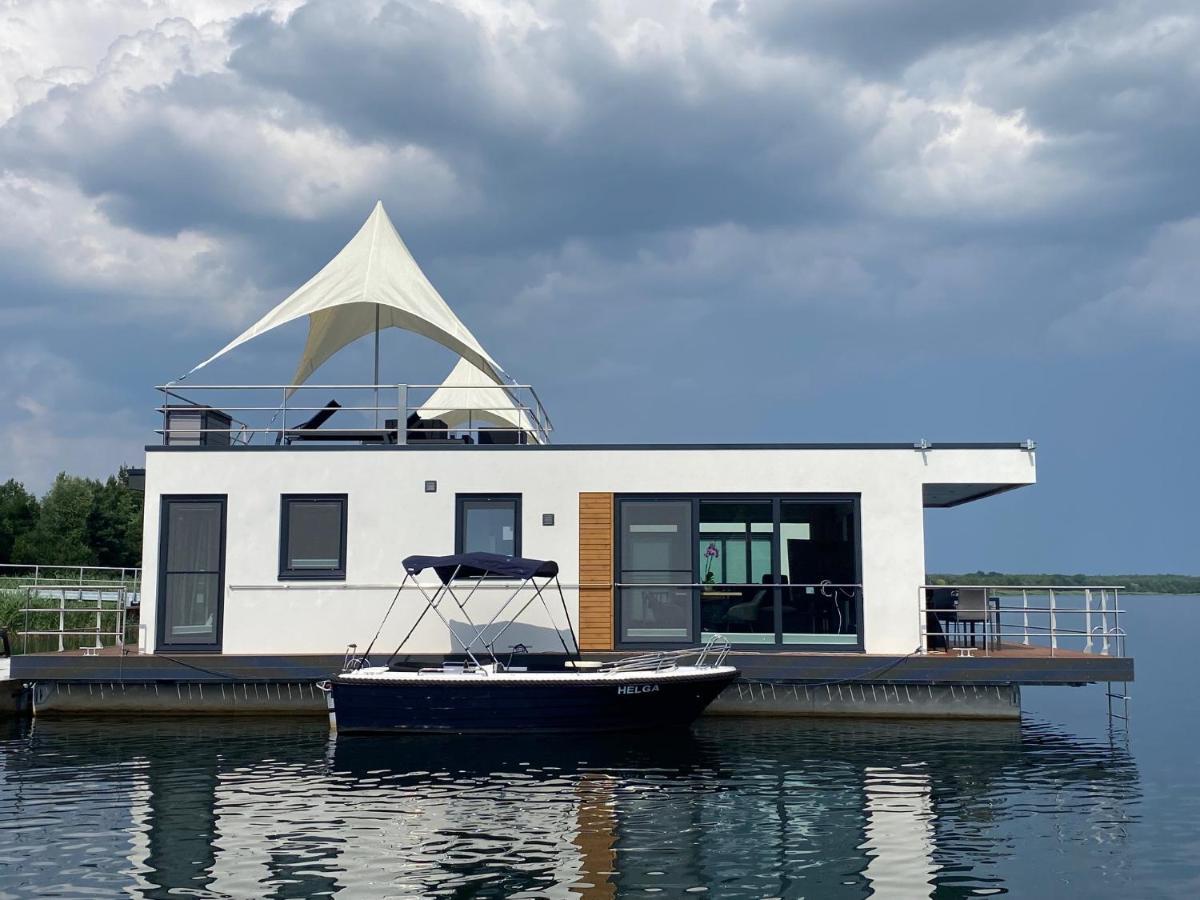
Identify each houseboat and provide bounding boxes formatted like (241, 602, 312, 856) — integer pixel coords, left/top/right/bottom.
(2, 203, 1133, 719)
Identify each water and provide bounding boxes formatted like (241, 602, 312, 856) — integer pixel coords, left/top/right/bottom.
(1, 597, 1196, 898)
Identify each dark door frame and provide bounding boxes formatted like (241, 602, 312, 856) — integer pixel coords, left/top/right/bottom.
(156, 494, 227, 653)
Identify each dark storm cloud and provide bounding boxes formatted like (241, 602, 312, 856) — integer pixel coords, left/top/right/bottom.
(745, 0, 1105, 77)
(225, 0, 861, 253)
(1, 0, 1198, 531)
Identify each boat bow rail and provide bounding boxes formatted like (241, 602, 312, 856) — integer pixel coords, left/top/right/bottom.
(601, 635, 733, 673)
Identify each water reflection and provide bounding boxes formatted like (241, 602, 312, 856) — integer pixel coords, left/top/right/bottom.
(0, 715, 1139, 898)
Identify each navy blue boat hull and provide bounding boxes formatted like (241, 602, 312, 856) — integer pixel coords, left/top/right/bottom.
(329, 669, 738, 734)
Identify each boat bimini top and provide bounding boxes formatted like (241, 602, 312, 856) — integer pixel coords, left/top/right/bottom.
(349, 552, 578, 673)
(403, 552, 559, 584)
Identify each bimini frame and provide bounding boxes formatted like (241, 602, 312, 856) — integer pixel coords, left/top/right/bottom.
(353, 552, 579, 673)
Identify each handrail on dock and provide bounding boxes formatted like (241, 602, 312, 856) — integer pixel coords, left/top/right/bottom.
(14, 583, 131, 654)
(917, 584, 1127, 658)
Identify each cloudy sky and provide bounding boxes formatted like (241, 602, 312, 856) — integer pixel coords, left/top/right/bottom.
(1, 0, 1196, 573)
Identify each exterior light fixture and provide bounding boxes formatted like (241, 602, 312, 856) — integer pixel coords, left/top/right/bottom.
(542, 513, 555, 526)
(424, 480, 437, 493)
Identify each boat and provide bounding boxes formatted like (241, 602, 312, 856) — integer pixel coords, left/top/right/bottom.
(327, 552, 739, 734)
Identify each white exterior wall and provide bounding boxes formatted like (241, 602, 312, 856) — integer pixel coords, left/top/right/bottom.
(138, 447, 1035, 656)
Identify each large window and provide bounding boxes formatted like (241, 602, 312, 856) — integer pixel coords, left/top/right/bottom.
(618, 500, 694, 643)
(456, 495, 521, 557)
(279, 494, 347, 580)
(616, 495, 860, 649)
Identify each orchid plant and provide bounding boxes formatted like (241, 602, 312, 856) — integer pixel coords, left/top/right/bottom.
(703, 542, 720, 586)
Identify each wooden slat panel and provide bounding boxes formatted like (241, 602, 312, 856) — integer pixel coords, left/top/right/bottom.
(578, 492, 614, 651)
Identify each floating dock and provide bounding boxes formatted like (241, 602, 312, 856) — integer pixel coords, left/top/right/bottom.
(1, 646, 1132, 721)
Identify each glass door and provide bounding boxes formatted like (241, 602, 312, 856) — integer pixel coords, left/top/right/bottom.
(617, 501, 694, 643)
(699, 500, 775, 644)
(157, 496, 226, 651)
(779, 500, 859, 645)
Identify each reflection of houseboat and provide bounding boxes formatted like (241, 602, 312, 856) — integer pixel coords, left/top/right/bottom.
(4, 716, 1137, 896)
(2, 203, 1133, 718)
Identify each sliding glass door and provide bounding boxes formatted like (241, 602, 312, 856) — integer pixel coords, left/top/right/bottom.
(698, 501, 775, 644)
(616, 495, 861, 649)
(157, 496, 226, 651)
(779, 500, 859, 646)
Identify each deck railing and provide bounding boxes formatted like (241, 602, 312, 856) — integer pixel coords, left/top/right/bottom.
(1, 564, 142, 655)
(154, 382, 553, 446)
(14, 584, 130, 654)
(919, 585, 1126, 657)
(0, 562, 142, 589)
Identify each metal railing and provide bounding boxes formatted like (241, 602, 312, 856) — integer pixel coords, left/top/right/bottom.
(605, 635, 733, 672)
(0, 562, 142, 592)
(616, 581, 863, 644)
(16, 584, 129, 654)
(1, 565, 141, 655)
(919, 585, 1126, 657)
(154, 382, 553, 446)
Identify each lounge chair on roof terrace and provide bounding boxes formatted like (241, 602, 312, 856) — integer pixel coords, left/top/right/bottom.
(278, 399, 342, 445)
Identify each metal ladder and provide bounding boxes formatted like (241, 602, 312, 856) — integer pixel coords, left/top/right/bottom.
(1106, 680, 1131, 741)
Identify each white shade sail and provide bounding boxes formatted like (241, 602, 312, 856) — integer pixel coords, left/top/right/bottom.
(417, 358, 542, 442)
(185, 201, 505, 391)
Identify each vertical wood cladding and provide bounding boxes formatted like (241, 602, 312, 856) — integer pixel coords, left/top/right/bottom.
(578, 492, 614, 650)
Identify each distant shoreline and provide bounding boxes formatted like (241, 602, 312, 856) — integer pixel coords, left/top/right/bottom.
(928, 574, 1200, 594)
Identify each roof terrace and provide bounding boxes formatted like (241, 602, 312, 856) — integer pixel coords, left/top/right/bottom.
(156, 380, 553, 447)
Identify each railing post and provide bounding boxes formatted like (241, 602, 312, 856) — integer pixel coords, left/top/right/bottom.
(917, 586, 924, 653)
(281, 387, 288, 444)
(1100, 589, 1110, 656)
(1022, 589, 1030, 645)
(58, 587, 65, 653)
(397, 384, 408, 445)
(1049, 588, 1057, 657)
(95, 585, 102, 650)
(1084, 588, 1093, 654)
(1114, 589, 1122, 657)
(117, 588, 126, 649)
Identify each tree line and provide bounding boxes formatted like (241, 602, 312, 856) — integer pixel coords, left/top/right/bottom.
(928, 571, 1200, 595)
(0, 469, 143, 570)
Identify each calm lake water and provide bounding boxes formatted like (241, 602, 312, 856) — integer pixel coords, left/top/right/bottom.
(1, 596, 1197, 898)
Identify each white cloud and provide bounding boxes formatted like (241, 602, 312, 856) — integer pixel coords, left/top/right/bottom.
(0, 0, 302, 123)
(0, 171, 261, 326)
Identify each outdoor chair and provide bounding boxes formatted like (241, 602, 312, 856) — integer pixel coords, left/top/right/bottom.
(278, 399, 341, 445)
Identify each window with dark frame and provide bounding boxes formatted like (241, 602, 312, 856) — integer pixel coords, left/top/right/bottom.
(455, 495, 521, 559)
(279, 494, 347, 580)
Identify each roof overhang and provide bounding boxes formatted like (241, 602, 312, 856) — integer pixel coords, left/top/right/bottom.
(922, 482, 1028, 508)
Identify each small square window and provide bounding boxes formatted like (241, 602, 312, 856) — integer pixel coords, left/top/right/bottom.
(456, 494, 521, 564)
(280, 494, 347, 580)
